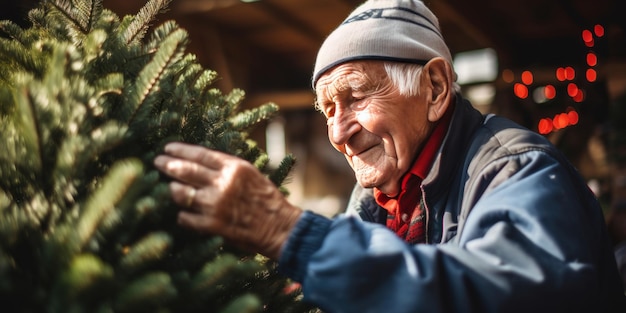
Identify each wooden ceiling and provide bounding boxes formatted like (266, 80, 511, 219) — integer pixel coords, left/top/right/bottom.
(4, 0, 626, 109)
(2, 0, 623, 184)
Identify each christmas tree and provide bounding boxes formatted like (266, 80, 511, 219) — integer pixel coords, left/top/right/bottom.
(0, 0, 315, 312)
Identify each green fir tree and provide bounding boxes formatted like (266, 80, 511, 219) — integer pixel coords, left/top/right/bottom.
(0, 0, 315, 312)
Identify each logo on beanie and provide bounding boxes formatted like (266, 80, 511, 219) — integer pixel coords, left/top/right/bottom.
(341, 7, 440, 38)
(343, 8, 385, 24)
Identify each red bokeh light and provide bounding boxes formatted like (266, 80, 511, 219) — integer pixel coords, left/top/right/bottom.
(502, 69, 514, 83)
(538, 118, 553, 134)
(586, 68, 597, 82)
(521, 70, 533, 85)
(582, 29, 593, 43)
(553, 113, 570, 130)
(567, 83, 579, 97)
(544, 85, 556, 99)
(539, 108, 580, 135)
(565, 67, 576, 80)
(573, 89, 585, 102)
(514, 83, 528, 99)
(556, 67, 566, 81)
(587, 52, 597, 66)
(568, 110, 579, 125)
(594, 24, 605, 37)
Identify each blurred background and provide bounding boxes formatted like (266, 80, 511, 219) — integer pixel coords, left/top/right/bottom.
(3, 0, 626, 231)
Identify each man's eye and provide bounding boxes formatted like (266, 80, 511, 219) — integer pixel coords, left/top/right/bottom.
(351, 97, 368, 110)
(324, 106, 335, 118)
(352, 91, 368, 100)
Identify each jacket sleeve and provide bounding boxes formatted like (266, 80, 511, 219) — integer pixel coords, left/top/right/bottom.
(278, 150, 625, 313)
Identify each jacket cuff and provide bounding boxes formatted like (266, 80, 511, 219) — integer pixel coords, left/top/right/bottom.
(278, 210, 331, 282)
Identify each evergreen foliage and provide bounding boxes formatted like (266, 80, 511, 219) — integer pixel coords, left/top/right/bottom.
(0, 0, 313, 312)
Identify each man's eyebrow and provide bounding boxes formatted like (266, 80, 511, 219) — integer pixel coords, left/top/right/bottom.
(347, 73, 380, 94)
(313, 95, 332, 112)
(313, 97, 323, 112)
(346, 75, 367, 91)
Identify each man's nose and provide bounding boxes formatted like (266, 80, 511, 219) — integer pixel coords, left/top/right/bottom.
(328, 106, 360, 147)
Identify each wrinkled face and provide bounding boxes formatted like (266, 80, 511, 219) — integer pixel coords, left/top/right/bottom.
(315, 61, 433, 197)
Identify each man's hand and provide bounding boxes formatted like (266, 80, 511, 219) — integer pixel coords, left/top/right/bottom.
(153, 142, 302, 259)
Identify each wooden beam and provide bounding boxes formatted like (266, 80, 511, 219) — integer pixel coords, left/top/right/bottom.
(430, 0, 514, 65)
(429, 0, 497, 49)
(257, 1, 327, 42)
(173, 0, 240, 14)
(244, 90, 315, 110)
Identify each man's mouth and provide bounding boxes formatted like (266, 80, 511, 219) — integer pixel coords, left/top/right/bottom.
(346, 144, 375, 158)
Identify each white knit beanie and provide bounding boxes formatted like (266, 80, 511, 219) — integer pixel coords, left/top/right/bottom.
(312, 0, 454, 87)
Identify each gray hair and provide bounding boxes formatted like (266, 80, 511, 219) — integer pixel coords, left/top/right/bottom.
(383, 61, 461, 97)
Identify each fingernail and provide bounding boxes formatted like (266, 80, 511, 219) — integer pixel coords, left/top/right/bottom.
(163, 143, 175, 153)
(165, 159, 184, 171)
(153, 155, 165, 167)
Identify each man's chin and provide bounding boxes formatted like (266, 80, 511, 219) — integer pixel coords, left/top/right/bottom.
(355, 176, 400, 197)
(352, 165, 392, 190)
(355, 175, 380, 190)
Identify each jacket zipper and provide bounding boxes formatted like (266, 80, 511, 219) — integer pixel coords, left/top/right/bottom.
(420, 184, 430, 243)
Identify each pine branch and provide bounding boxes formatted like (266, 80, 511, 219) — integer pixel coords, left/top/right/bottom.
(114, 272, 177, 312)
(253, 153, 270, 171)
(189, 254, 240, 294)
(220, 294, 261, 313)
(240, 141, 263, 166)
(268, 154, 296, 187)
(119, 231, 173, 274)
(175, 236, 224, 271)
(48, 0, 89, 34)
(75, 158, 143, 250)
(27, 8, 47, 29)
(15, 81, 44, 173)
(49, 253, 114, 313)
(94, 171, 161, 242)
(73, 0, 104, 32)
(126, 28, 188, 126)
(0, 20, 28, 44)
(179, 69, 222, 143)
(229, 102, 279, 131)
(224, 88, 246, 117)
(91, 72, 124, 102)
(49, 120, 129, 218)
(194, 69, 219, 94)
(0, 38, 45, 80)
(0, 0, 310, 311)
(122, 0, 172, 44)
(0, 203, 29, 246)
(0, 106, 29, 195)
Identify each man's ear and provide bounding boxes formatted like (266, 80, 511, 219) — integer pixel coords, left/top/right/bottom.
(422, 57, 454, 122)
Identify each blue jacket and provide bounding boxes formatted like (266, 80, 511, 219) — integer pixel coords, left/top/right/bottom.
(278, 96, 626, 313)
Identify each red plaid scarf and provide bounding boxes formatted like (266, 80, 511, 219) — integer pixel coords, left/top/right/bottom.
(375, 174, 426, 243)
(374, 107, 452, 244)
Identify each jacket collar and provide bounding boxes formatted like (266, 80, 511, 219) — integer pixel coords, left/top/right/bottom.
(421, 95, 484, 199)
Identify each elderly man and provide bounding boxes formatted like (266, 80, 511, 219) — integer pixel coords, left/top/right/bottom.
(154, 0, 625, 312)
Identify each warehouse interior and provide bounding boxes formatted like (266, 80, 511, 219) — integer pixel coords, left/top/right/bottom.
(3, 0, 626, 221)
